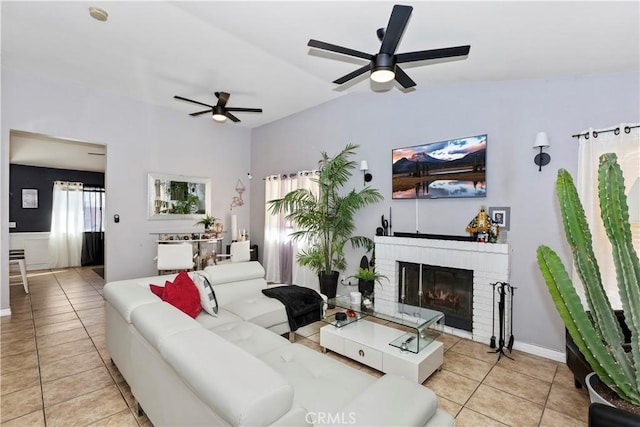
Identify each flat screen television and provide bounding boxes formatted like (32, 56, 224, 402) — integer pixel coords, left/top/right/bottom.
(392, 134, 487, 199)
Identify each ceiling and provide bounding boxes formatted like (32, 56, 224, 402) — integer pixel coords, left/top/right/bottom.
(2, 1, 639, 133)
(10, 131, 106, 172)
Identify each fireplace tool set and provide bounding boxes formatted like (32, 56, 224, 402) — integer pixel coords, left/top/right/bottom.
(489, 281, 516, 360)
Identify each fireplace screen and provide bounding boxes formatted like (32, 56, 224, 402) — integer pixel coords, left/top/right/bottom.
(398, 262, 473, 331)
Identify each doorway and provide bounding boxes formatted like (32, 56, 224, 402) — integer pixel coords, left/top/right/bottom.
(8, 130, 107, 279)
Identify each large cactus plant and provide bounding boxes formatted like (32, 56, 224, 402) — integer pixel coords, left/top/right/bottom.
(537, 153, 640, 405)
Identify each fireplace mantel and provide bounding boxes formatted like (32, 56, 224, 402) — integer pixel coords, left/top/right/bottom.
(375, 236, 508, 256)
(374, 236, 510, 343)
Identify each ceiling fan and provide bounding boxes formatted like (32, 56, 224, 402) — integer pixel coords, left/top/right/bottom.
(173, 92, 262, 123)
(307, 4, 471, 89)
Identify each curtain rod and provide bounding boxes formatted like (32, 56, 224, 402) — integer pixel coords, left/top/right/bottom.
(572, 124, 639, 139)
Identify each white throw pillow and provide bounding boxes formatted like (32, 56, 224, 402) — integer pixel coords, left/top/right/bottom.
(192, 272, 218, 316)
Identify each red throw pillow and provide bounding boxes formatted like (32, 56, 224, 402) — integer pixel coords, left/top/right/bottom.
(161, 271, 202, 318)
(149, 284, 165, 298)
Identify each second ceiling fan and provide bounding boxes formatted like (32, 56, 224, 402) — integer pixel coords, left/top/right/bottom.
(308, 4, 471, 89)
(174, 92, 262, 123)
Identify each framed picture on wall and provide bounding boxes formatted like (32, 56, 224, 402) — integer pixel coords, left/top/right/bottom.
(22, 189, 38, 209)
(489, 206, 510, 230)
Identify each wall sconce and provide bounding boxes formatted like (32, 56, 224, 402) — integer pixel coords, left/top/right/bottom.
(533, 132, 551, 171)
(230, 179, 245, 210)
(360, 160, 373, 184)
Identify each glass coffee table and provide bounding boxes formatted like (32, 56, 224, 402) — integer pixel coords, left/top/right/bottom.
(320, 295, 445, 383)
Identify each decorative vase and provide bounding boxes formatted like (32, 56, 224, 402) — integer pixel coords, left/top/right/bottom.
(319, 271, 339, 308)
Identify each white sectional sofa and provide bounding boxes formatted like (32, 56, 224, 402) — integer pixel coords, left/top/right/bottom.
(104, 262, 455, 426)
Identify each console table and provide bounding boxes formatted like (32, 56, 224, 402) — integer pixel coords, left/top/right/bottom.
(320, 296, 444, 383)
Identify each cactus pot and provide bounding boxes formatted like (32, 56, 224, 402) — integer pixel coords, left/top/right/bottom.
(586, 373, 615, 407)
(586, 372, 640, 416)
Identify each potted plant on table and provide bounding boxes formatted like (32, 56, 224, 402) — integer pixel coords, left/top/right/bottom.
(350, 267, 388, 301)
(536, 153, 640, 416)
(268, 143, 383, 305)
(195, 214, 218, 232)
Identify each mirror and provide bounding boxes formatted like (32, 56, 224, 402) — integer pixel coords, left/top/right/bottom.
(148, 173, 210, 220)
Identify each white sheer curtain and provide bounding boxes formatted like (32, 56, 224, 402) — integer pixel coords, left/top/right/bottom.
(576, 123, 640, 309)
(264, 170, 319, 288)
(264, 174, 292, 284)
(49, 181, 84, 268)
(291, 171, 320, 290)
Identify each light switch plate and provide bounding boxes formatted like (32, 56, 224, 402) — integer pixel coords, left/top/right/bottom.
(8, 222, 16, 228)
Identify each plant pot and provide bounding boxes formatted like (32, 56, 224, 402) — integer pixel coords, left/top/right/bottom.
(586, 372, 640, 420)
(358, 279, 374, 297)
(586, 373, 615, 407)
(319, 271, 339, 308)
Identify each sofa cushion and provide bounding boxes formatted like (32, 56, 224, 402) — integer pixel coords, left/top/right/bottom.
(212, 278, 268, 308)
(204, 261, 265, 285)
(131, 302, 202, 352)
(210, 321, 290, 357)
(104, 281, 160, 323)
(192, 272, 218, 316)
(204, 262, 269, 307)
(259, 343, 374, 414)
(159, 271, 202, 318)
(223, 295, 288, 329)
(335, 374, 438, 426)
(195, 309, 242, 330)
(424, 409, 456, 427)
(160, 328, 294, 427)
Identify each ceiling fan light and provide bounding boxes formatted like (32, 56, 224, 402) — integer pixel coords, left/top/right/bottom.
(212, 106, 227, 122)
(371, 68, 395, 83)
(212, 113, 227, 122)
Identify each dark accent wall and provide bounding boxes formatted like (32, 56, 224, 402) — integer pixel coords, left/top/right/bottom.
(9, 164, 105, 233)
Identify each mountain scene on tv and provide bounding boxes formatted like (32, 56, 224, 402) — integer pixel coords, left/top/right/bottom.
(392, 134, 487, 199)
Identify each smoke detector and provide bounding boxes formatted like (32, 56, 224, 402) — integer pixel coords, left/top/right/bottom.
(89, 7, 108, 22)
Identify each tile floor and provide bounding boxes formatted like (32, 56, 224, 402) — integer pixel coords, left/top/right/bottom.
(2, 267, 590, 426)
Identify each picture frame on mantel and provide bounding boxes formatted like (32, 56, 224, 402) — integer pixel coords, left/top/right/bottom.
(489, 206, 510, 230)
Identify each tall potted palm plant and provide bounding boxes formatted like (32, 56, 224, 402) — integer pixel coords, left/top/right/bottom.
(268, 143, 383, 302)
(537, 153, 640, 411)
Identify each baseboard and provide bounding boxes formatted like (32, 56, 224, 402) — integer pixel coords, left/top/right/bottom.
(0, 308, 12, 317)
(512, 341, 566, 362)
(442, 325, 566, 362)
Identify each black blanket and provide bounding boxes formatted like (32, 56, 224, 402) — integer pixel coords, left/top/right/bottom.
(262, 285, 323, 331)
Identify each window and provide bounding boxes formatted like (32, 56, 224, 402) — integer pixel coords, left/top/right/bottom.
(83, 187, 105, 232)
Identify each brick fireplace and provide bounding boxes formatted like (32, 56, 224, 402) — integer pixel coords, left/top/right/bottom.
(374, 236, 510, 343)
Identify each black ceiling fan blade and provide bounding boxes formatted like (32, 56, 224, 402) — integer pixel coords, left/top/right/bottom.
(174, 95, 214, 109)
(189, 109, 213, 117)
(379, 5, 413, 55)
(225, 112, 240, 123)
(394, 65, 416, 89)
(225, 107, 263, 113)
(308, 39, 372, 60)
(215, 91, 230, 107)
(396, 45, 471, 64)
(333, 64, 371, 84)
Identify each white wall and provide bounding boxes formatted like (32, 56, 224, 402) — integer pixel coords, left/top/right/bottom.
(1, 69, 252, 311)
(250, 72, 640, 353)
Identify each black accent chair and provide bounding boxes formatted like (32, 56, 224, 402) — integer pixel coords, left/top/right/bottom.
(565, 310, 630, 389)
(589, 403, 640, 427)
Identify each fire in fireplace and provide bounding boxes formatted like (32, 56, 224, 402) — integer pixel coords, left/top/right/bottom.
(398, 262, 473, 331)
